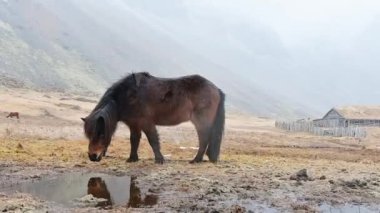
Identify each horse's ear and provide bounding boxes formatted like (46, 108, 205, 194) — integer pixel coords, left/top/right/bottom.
(142, 72, 150, 77)
(81, 117, 86, 122)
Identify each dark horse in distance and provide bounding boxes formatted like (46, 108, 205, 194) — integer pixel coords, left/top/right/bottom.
(82, 72, 225, 164)
(6, 112, 19, 119)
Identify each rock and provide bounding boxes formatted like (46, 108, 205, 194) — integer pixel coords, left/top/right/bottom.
(148, 188, 160, 193)
(207, 187, 221, 196)
(228, 204, 246, 213)
(290, 169, 314, 181)
(110, 167, 118, 171)
(341, 179, 368, 189)
(16, 143, 23, 150)
(291, 203, 315, 212)
(320, 175, 327, 180)
(0, 197, 40, 213)
(73, 194, 108, 207)
(29, 174, 40, 179)
(225, 169, 238, 175)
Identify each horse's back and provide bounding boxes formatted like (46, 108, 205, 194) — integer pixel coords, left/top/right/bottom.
(151, 74, 219, 101)
(143, 74, 220, 125)
(154, 74, 208, 86)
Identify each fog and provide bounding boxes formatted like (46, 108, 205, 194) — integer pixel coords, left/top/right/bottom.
(124, 0, 380, 112)
(1, 0, 379, 118)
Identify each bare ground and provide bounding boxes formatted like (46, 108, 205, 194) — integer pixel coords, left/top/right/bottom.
(0, 89, 380, 212)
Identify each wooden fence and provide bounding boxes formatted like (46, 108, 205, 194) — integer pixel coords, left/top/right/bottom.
(275, 121, 367, 138)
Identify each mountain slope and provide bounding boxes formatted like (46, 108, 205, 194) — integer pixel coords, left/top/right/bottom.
(0, 0, 314, 118)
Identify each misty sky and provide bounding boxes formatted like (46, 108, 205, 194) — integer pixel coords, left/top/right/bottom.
(124, 0, 380, 114)
(1, 0, 379, 117)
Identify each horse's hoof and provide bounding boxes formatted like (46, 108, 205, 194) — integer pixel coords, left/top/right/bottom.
(127, 157, 139, 163)
(209, 160, 218, 164)
(189, 159, 203, 164)
(155, 158, 165, 164)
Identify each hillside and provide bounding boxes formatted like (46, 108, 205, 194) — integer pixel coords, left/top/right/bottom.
(0, 0, 313, 118)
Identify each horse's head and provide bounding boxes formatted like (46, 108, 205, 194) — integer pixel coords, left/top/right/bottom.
(82, 115, 110, 162)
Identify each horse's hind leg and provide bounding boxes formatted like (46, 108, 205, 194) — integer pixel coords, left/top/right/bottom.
(190, 112, 213, 163)
(143, 125, 165, 164)
(206, 147, 211, 159)
(190, 126, 211, 163)
(127, 127, 141, 162)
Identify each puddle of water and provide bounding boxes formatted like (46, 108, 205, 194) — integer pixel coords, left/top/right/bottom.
(1, 173, 158, 209)
(318, 203, 380, 213)
(244, 203, 278, 213)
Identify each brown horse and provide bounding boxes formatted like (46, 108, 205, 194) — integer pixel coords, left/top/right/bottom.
(6, 112, 19, 119)
(82, 72, 225, 164)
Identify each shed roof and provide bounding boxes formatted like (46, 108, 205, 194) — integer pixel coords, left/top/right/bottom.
(332, 106, 380, 120)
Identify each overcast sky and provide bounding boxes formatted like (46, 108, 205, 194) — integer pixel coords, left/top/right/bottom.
(199, 0, 380, 45)
(2, 0, 379, 117)
(127, 0, 380, 113)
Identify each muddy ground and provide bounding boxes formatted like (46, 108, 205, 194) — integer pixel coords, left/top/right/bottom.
(0, 89, 380, 212)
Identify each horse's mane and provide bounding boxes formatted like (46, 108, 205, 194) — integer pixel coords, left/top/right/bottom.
(84, 88, 120, 141)
(84, 72, 150, 141)
(91, 72, 150, 113)
(84, 100, 118, 141)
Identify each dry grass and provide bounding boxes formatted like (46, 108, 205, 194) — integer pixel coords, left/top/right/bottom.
(1, 89, 380, 212)
(1, 131, 379, 171)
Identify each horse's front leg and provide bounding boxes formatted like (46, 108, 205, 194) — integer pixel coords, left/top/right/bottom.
(127, 128, 141, 163)
(143, 125, 165, 164)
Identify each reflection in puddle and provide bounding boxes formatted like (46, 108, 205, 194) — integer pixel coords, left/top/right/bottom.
(128, 177, 158, 208)
(87, 177, 112, 208)
(1, 173, 158, 209)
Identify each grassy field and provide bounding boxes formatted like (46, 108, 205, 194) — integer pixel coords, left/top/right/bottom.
(0, 89, 380, 212)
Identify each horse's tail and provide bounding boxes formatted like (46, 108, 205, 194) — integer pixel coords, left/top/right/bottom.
(207, 89, 225, 162)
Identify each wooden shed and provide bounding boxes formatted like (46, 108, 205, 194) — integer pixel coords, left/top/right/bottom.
(313, 106, 380, 127)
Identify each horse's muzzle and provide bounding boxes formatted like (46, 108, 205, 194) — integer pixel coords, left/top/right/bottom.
(88, 153, 102, 162)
